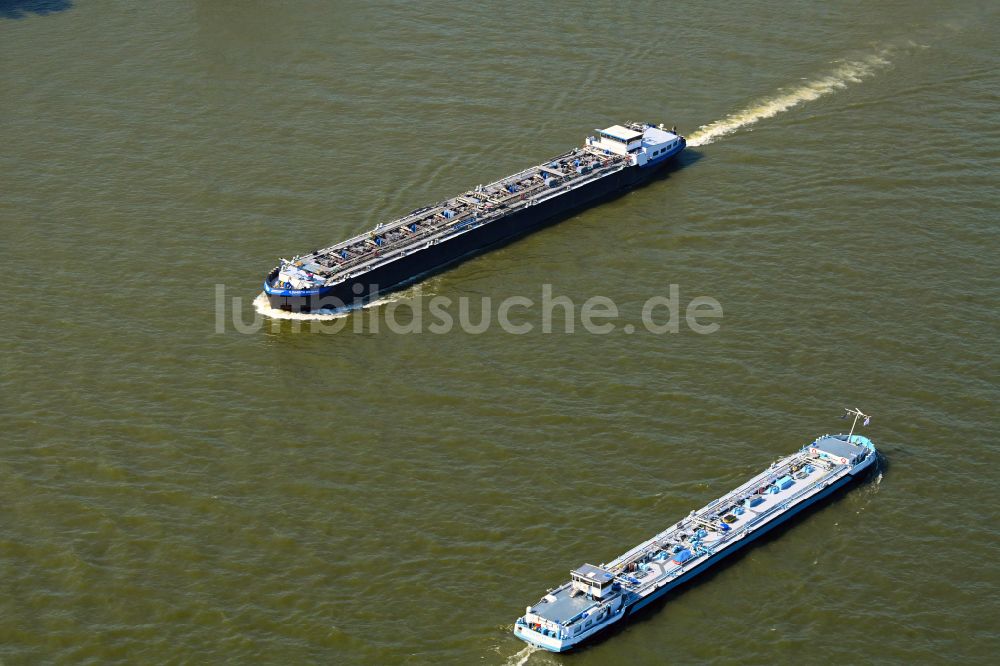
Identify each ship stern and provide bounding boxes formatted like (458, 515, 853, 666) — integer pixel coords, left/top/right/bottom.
(513, 620, 571, 652)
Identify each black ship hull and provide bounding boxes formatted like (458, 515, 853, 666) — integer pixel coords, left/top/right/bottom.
(266, 155, 679, 313)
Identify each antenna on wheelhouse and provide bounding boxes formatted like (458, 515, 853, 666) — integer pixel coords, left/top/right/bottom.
(843, 407, 871, 438)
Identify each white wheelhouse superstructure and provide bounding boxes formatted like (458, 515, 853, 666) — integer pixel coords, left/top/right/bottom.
(587, 123, 685, 166)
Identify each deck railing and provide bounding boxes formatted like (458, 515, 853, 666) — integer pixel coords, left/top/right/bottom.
(293, 150, 631, 283)
(624, 462, 850, 597)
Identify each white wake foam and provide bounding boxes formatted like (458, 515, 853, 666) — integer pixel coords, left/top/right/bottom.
(686, 50, 892, 147)
(252, 290, 406, 321)
(503, 645, 540, 666)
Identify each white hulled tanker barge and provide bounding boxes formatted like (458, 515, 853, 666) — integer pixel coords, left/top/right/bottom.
(263, 122, 685, 313)
(514, 410, 878, 652)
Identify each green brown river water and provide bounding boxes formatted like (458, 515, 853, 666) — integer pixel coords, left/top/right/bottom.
(2, 1, 998, 664)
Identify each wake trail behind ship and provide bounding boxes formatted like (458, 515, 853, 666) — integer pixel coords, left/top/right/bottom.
(503, 644, 540, 666)
(686, 49, 892, 147)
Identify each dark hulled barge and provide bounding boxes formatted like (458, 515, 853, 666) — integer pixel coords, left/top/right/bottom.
(263, 122, 685, 313)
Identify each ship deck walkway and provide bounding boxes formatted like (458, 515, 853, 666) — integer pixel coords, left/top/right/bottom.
(605, 449, 852, 597)
(280, 147, 632, 285)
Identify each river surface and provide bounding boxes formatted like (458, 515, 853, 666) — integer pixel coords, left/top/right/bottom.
(2, 1, 998, 664)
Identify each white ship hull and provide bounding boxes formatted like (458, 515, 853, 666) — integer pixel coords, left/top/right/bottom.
(514, 432, 878, 652)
